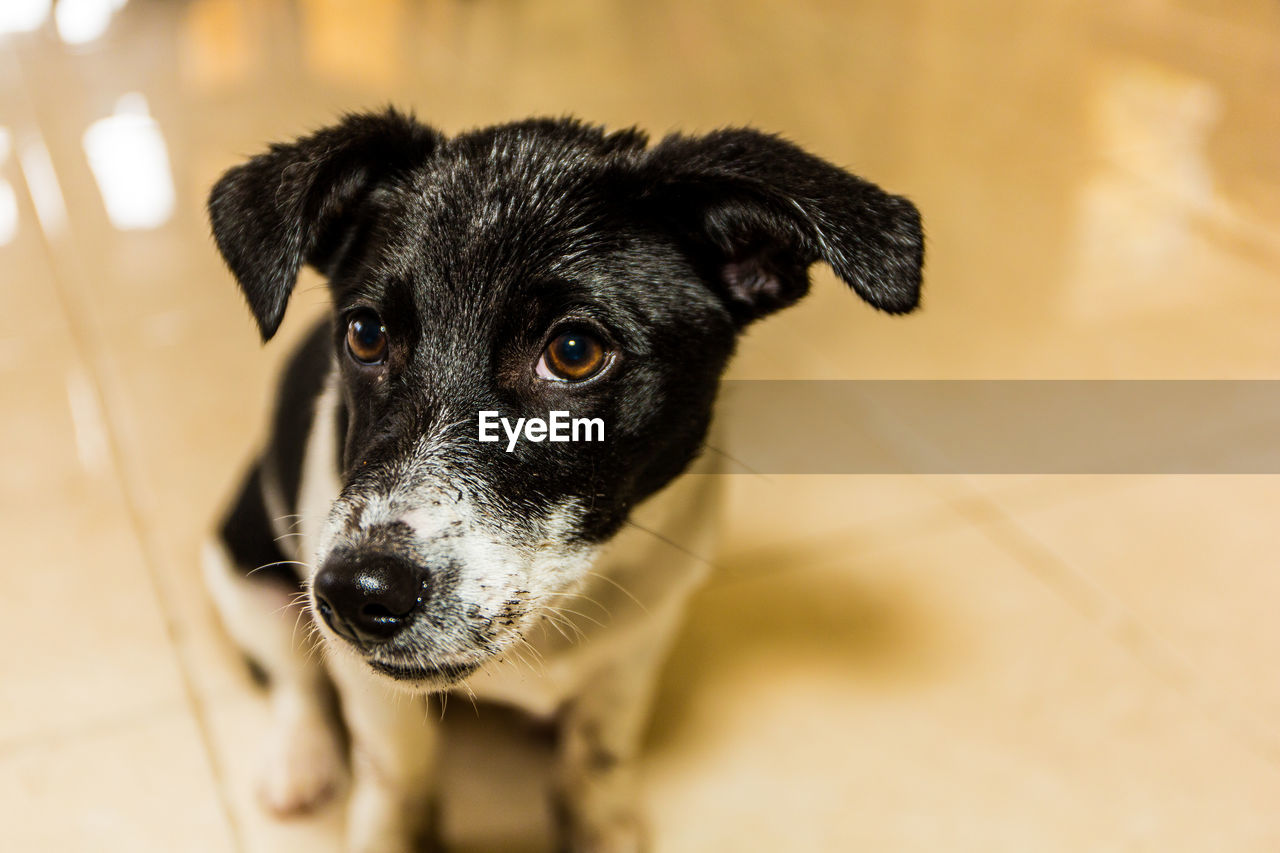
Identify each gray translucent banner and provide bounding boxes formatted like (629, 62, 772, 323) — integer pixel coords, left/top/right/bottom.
(710, 381, 1280, 474)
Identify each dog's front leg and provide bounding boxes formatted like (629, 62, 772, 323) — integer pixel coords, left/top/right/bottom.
(328, 654, 440, 853)
(553, 634, 674, 853)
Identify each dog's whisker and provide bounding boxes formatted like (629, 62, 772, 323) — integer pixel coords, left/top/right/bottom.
(245, 558, 309, 578)
(459, 683, 480, 717)
(290, 601, 313, 652)
(271, 513, 307, 533)
(544, 588, 613, 618)
(622, 517, 719, 571)
(539, 609, 589, 644)
(581, 570, 647, 614)
(268, 595, 307, 619)
(510, 632, 548, 670)
(538, 600, 607, 632)
(435, 690, 448, 722)
(534, 608, 576, 642)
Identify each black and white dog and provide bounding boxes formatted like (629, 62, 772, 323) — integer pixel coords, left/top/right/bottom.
(203, 110, 923, 852)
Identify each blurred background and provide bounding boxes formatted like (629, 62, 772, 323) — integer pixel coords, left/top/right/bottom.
(2, 0, 1279, 850)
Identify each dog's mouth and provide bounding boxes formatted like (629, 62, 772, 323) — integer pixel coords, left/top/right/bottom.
(367, 657, 482, 685)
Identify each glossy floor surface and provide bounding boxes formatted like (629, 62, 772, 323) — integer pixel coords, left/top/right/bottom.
(3, 0, 1280, 850)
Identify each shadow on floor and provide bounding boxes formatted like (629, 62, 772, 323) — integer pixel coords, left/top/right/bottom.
(434, 539, 943, 851)
(647, 541, 942, 753)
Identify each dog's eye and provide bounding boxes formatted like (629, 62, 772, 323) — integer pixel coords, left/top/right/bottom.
(346, 310, 388, 364)
(537, 330, 607, 382)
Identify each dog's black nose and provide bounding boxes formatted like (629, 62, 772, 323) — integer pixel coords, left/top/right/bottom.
(313, 552, 426, 645)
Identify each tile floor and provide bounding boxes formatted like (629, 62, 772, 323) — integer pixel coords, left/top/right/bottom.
(1, 0, 1279, 850)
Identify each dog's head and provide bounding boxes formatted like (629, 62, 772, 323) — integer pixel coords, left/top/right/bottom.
(209, 110, 923, 688)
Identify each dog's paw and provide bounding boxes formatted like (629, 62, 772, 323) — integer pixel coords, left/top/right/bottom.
(558, 809, 649, 853)
(345, 790, 441, 853)
(256, 708, 346, 816)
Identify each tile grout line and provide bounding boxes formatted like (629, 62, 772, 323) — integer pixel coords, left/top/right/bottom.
(950, 489, 1280, 773)
(0, 697, 194, 760)
(646, 470, 1280, 774)
(0, 679, 259, 761)
(8, 52, 245, 853)
(826, 365, 1280, 769)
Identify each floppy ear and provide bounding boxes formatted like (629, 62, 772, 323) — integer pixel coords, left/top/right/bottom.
(208, 109, 442, 341)
(641, 129, 923, 325)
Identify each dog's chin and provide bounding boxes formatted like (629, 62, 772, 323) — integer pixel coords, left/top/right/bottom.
(366, 657, 482, 689)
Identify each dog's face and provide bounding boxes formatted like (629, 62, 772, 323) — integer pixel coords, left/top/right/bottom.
(209, 111, 923, 689)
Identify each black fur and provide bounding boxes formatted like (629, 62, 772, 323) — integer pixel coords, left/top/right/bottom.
(218, 464, 296, 586)
(640, 128, 923, 323)
(209, 110, 923, 553)
(262, 319, 334, 522)
(208, 111, 443, 340)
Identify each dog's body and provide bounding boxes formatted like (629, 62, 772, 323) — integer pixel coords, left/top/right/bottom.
(203, 111, 922, 852)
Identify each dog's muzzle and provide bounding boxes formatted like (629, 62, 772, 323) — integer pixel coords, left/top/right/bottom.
(312, 549, 430, 647)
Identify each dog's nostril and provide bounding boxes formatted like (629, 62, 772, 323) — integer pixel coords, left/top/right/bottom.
(360, 601, 415, 621)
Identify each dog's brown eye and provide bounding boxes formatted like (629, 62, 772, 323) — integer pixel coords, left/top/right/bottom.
(346, 310, 388, 364)
(538, 330, 606, 382)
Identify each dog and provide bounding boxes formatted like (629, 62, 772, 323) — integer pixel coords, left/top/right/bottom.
(202, 109, 923, 852)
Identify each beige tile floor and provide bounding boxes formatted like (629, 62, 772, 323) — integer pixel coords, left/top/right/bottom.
(2, 0, 1279, 849)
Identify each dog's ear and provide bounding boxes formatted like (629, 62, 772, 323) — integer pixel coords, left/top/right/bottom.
(208, 109, 442, 341)
(640, 129, 923, 325)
